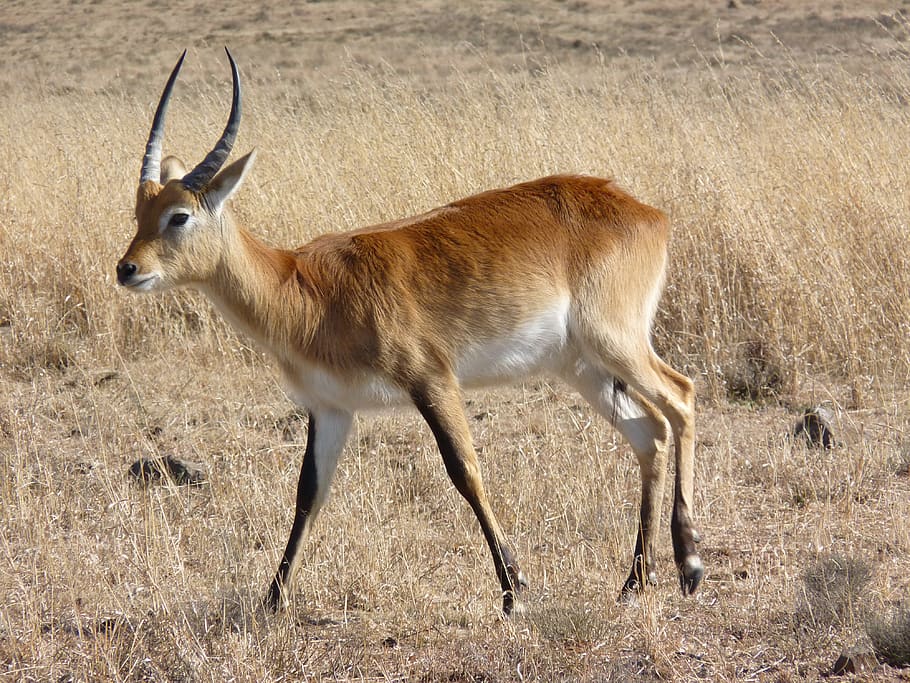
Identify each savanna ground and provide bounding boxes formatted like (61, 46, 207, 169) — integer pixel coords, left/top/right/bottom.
(3, 1, 910, 680)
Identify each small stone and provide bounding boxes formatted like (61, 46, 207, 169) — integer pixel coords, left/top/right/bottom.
(128, 455, 206, 486)
(274, 410, 306, 442)
(831, 647, 879, 676)
(93, 370, 121, 386)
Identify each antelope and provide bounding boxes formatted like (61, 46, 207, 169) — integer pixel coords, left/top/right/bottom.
(117, 49, 703, 615)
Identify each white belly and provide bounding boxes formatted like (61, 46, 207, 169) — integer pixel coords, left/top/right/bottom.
(283, 300, 571, 412)
(455, 300, 570, 387)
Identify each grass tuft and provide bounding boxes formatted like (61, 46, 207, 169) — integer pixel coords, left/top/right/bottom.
(797, 555, 873, 630)
(529, 600, 611, 646)
(867, 608, 910, 668)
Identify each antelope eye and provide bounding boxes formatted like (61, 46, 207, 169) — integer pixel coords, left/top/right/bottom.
(169, 212, 190, 227)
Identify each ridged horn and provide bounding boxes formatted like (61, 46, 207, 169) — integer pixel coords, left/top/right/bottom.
(139, 50, 187, 185)
(181, 47, 242, 192)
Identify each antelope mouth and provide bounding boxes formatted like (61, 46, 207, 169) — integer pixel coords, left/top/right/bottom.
(120, 273, 161, 292)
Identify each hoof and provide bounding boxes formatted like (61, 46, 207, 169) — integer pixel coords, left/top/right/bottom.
(265, 583, 287, 613)
(502, 591, 523, 616)
(678, 555, 704, 596)
(618, 585, 640, 606)
(502, 570, 529, 616)
(516, 569, 529, 589)
(621, 569, 658, 597)
(619, 565, 657, 605)
(505, 598, 529, 618)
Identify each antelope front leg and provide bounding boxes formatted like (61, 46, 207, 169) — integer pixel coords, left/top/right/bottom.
(412, 382, 527, 615)
(266, 409, 353, 611)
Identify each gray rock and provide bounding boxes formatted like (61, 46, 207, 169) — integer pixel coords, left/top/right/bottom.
(128, 455, 206, 486)
(831, 647, 878, 675)
(793, 406, 836, 449)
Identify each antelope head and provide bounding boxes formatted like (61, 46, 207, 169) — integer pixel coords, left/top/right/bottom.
(117, 49, 256, 293)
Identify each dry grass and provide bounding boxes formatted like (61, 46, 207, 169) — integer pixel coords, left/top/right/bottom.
(2, 39, 910, 681)
(869, 608, 910, 668)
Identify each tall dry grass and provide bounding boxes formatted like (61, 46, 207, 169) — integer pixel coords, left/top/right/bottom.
(1, 52, 910, 681)
(2, 55, 909, 399)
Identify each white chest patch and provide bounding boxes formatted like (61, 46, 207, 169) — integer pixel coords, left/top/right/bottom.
(283, 362, 410, 412)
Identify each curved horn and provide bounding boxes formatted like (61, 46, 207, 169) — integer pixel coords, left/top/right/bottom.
(140, 50, 187, 185)
(182, 47, 242, 192)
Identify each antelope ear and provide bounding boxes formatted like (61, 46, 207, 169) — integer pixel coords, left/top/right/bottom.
(160, 155, 187, 183)
(202, 149, 257, 215)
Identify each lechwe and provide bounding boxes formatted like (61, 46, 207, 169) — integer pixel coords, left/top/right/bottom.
(117, 49, 703, 614)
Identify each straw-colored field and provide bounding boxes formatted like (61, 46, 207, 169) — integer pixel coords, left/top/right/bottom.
(2, 2, 910, 681)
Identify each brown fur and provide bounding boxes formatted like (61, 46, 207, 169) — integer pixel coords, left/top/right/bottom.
(125, 174, 669, 379)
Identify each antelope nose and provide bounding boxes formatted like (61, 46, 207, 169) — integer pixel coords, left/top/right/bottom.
(117, 261, 137, 285)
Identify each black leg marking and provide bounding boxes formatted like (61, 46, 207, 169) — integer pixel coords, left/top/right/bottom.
(266, 414, 319, 611)
(413, 389, 526, 614)
(671, 480, 704, 596)
(621, 526, 658, 598)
